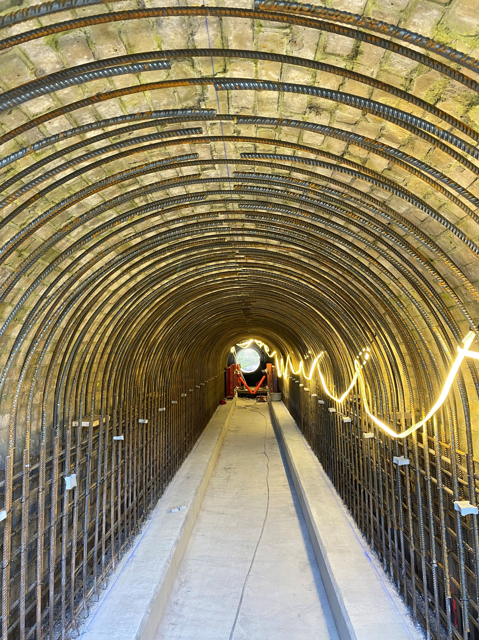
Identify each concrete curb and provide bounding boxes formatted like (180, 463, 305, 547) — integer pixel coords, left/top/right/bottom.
(80, 398, 236, 640)
(269, 401, 422, 640)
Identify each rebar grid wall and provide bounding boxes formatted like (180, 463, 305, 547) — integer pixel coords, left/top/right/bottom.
(1, 0, 479, 639)
(1, 357, 224, 640)
(283, 363, 479, 640)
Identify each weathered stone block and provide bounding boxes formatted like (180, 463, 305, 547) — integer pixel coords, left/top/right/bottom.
(56, 32, 95, 66)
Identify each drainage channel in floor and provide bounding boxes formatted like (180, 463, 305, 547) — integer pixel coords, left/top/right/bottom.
(156, 399, 339, 640)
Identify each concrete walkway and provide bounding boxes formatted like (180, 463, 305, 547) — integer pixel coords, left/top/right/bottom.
(156, 399, 339, 640)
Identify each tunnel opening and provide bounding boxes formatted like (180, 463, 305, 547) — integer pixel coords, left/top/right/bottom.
(236, 347, 260, 375)
(226, 340, 279, 398)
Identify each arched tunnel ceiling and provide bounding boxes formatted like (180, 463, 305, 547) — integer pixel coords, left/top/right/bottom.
(1, 0, 479, 451)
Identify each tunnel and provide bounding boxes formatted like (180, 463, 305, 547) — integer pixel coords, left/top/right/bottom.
(1, 0, 479, 638)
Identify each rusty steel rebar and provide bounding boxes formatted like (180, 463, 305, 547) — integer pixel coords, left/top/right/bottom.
(0, 3, 478, 640)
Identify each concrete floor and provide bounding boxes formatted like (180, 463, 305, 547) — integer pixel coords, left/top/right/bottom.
(156, 399, 339, 640)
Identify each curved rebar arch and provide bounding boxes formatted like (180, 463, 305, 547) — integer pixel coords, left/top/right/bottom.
(0, 2, 479, 639)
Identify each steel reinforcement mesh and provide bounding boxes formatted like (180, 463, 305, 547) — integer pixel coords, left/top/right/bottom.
(0, 376, 224, 640)
(1, 2, 479, 640)
(283, 377, 479, 640)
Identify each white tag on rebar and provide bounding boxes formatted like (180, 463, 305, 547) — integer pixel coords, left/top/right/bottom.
(454, 500, 478, 516)
(393, 456, 410, 466)
(169, 505, 187, 513)
(0, 510, 6, 522)
(113, 435, 124, 441)
(65, 474, 77, 491)
(138, 419, 148, 424)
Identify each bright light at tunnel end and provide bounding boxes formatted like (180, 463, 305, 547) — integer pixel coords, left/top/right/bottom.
(236, 347, 261, 373)
(234, 332, 478, 439)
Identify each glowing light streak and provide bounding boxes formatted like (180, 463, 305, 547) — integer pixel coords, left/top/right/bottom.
(356, 331, 475, 438)
(233, 332, 478, 439)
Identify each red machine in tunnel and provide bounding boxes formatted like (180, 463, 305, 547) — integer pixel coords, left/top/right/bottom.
(227, 362, 278, 399)
(226, 363, 240, 398)
(266, 363, 278, 393)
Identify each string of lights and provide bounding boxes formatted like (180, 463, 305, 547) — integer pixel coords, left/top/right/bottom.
(235, 332, 477, 438)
